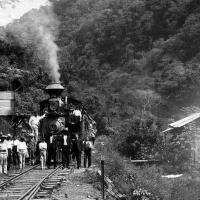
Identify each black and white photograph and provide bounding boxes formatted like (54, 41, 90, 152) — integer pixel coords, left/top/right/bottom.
(0, 0, 200, 199)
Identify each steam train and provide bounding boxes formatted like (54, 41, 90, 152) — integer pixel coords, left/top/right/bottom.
(38, 82, 92, 165)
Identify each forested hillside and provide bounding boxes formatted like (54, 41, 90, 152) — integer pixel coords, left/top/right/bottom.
(0, 0, 200, 160)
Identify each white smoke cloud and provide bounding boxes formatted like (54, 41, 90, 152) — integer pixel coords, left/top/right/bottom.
(38, 25, 60, 82)
(0, 0, 50, 27)
(0, 0, 60, 82)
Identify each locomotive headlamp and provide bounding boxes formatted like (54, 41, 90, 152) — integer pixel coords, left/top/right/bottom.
(49, 123, 58, 132)
(49, 100, 59, 111)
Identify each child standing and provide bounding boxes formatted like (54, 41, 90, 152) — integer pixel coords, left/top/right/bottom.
(17, 137, 28, 171)
(39, 138, 47, 170)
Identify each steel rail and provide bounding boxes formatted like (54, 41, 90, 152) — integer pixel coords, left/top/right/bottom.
(18, 165, 62, 200)
(0, 164, 39, 189)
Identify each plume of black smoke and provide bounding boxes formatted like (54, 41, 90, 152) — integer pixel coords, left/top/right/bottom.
(5, 4, 60, 82)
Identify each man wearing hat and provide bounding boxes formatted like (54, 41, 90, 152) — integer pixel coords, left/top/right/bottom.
(0, 134, 8, 174)
(5, 134, 12, 171)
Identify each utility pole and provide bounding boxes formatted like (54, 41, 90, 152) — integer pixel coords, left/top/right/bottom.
(100, 142, 105, 200)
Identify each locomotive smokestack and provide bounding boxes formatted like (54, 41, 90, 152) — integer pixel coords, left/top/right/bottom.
(45, 82, 64, 97)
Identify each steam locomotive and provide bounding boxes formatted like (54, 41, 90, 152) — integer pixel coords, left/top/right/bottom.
(39, 82, 91, 165)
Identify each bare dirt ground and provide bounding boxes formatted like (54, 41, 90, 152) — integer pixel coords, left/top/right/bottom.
(51, 167, 102, 200)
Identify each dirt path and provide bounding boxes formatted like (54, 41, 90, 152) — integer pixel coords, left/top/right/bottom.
(51, 167, 102, 200)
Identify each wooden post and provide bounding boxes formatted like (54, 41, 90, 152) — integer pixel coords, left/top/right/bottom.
(101, 159, 105, 200)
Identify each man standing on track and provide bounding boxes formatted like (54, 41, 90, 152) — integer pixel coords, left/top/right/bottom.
(12, 135, 20, 169)
(62, 128, 71, 169)
(0, 134, 8, 174)
(27, 133, 35, 165)
(73, 133, 82, 169)
(83, 137, 93, 168)
(5, 134, 12, 171)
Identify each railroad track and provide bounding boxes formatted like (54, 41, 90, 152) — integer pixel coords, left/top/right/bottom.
(0, 165, 39, 187)
(0, 165, 67, 200)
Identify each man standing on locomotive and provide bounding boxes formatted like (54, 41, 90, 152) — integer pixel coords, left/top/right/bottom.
(29, 111, 46, 143)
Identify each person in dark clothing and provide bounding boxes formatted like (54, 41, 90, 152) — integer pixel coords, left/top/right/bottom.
(71, 135, 76, 162)
(47, 135, 57, 169)
(62, 128, 71, 168)
(12, 136, 20, 169)
(73, 133, 82, 169)
(5, 134, 12, 171)
(83, 137, 93, 168)
(27, 133, 35, 165)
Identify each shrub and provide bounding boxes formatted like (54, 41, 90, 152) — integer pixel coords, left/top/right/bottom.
(94, 136, 163, 199)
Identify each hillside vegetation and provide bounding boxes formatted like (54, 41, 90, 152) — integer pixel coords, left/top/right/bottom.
(1, 1, 200, 199)
(0, 0, 200, 168)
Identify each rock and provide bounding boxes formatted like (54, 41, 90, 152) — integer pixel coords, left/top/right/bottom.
(65, 193, 68, 198)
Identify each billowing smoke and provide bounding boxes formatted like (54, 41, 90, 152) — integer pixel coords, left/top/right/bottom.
(38, 25, 60, 82)
(0, 0, 50, 26)
(0, 0, 60, 82)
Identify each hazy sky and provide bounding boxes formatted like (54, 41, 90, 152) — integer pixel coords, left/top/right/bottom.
(0, 0, 49, 26)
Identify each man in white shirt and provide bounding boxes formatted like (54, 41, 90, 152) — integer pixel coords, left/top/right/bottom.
(29, 112, 46, 143)
(73, 109, 82, 118)
(72, 106, 82, 122)
(39, 138, 47, 170)
(0, 135, 8, 174)
(5, 134, 12, 171)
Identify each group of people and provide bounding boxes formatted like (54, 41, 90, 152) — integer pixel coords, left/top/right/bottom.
(0, 110, 97, 175)
(48, 129, 94, 170)
(0, 132, 51, 174)
(66, 132, 94, 169)
(0, 131, 94, 174)
(0, 133, 31, 174)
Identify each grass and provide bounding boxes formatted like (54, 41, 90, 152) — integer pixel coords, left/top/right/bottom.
(93, 135, 200, 200)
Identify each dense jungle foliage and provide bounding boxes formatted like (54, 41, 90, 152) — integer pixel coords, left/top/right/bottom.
(1, 0, 200, 170)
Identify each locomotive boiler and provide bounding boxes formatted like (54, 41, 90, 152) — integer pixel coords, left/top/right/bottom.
(39, 82, 87, 165)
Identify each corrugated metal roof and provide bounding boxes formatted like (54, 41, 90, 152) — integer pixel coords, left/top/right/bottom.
(169, 113, 200, 128)
(162, 113, 200, 133)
